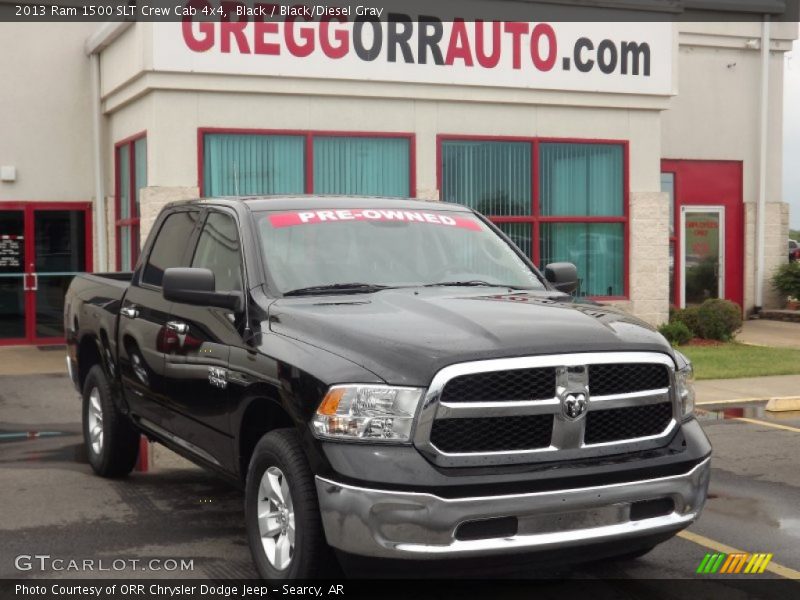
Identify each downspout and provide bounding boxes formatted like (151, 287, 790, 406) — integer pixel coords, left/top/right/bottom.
(755, 15, 770, 312)
(89, 53, 106, 272)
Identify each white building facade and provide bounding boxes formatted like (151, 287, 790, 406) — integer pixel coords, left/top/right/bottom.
(0, 5, 796, 345)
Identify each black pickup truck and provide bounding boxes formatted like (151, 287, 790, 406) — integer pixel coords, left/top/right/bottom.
(65, 196, 710, 579)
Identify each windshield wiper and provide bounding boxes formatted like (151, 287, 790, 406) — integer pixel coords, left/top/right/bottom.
(284, 283, 393, 297)
(424, 280, 521, 288)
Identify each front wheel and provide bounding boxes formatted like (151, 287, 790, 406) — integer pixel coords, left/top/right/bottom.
(82, 365, 139, 477)
(245, 429, 332, 579)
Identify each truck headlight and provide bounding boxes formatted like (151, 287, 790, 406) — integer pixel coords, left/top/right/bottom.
(312, 385, 424, 442)
(676, 363, 695, 419)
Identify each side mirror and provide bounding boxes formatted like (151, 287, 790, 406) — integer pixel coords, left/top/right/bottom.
(162, 267, 242, 311)
(544, 262, 579, 294)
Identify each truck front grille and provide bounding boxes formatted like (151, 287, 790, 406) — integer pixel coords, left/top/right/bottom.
(431, 415, 554, 453)
(440, 368, 556, 403)
(415, 353, 678, 466)
(588, 363, 670, 396)
(584, 402, 673, 444)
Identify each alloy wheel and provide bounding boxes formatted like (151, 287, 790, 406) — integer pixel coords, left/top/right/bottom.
(257, 466, 295, 570)
(87, 387, 104, 455)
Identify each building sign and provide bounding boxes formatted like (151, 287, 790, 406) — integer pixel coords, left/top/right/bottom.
(153, 10, 672, 95)
(0, 235, 22, 269)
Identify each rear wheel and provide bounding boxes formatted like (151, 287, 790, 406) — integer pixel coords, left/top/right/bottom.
(82, 365, 139, 477)
(245, 429, 332, 579)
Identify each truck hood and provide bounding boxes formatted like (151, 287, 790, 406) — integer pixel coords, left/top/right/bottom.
(268, 289, 675, 386)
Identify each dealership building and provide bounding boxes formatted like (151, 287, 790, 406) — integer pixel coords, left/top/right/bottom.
(0, 3, 797, 345)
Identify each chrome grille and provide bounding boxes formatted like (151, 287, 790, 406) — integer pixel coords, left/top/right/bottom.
(588, 363, 670, 396)
(431, 415, 554, 453)
(440, 368, 556, 403)
(584, 402, 673, 444)
(414, 352, 678, 467)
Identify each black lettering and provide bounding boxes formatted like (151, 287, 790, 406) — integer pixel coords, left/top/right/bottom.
(574, 37, 594, 72)
(620, 41, 650, 76)
(387, 13, 414, 63)
(417, 16, 444, 65)
(353, 17, 382, 62)
(597, 39, 617, 74)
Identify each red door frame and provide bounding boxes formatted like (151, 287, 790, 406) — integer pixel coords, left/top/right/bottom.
(660, 160, 744, 310)
(0, 201, 93, 346)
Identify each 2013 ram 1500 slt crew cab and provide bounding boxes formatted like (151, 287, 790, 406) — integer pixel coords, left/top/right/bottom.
(65, 197, 711, 579)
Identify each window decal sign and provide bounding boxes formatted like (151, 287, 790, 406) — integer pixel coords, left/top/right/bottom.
(153, 15, 672, 96)
(268, 209, 482, 230)
(0, 235, 23, 269)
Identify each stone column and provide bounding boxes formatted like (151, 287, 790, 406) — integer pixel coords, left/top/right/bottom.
(627, 191, 671, 326)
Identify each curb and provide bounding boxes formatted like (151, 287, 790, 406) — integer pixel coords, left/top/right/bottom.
(696, 396, 800, 412)
(696, 397, 767, 409)
(765, 396, 800, 412)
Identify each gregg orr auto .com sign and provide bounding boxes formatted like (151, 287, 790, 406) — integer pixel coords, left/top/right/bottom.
(153, 2, 673, 95)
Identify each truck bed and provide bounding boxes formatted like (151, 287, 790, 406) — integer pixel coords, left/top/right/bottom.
(64, 272, 133, 388)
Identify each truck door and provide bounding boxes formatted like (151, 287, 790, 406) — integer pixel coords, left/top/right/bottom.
(118, 209, 201, 428)
(161, 209, 245, 472)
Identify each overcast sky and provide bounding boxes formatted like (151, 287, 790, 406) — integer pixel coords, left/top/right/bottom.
(785, 39, 800, 230)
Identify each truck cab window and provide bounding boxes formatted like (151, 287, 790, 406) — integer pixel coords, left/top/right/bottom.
(192, 212, 244, 292)
(141, 211, 199, 287)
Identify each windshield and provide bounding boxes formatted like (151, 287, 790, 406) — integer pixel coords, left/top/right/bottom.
(256, 208, 546, 295)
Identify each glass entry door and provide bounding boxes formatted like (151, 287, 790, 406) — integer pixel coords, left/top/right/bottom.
(0, 210, 27, 343)
(680, 206, 724, 307)
(0, 203, 91, 345)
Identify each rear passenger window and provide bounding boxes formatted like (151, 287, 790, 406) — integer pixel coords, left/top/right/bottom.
(142, 211, 199, 287)
(191, 212, 243, 292)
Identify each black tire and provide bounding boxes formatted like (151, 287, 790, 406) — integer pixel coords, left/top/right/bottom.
(245, 429, 333, 579)
(82, 364, 140, 478)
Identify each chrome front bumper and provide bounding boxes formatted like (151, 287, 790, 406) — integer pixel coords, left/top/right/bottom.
(315, 456, 710, 559)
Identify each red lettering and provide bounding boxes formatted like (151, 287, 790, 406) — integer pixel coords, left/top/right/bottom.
(445, 19, 473, 66)
(182, 0, 214, 52)
(320, 16, 349, 59)
(253, 4, 280, 55)
(474, 20, 501, 68)
(220, 1, 250, 54)
(531, 23, 556, 71)
(285, 5, 314, 57)
(503, 22, 529, 70)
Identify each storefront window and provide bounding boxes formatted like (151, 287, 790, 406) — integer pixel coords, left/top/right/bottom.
(202, 132, 412, 198)
(440, 141, 531, 216)
(203, 134, 305, 197)
(540, 143, 623, 216)
(441, 138, 627, 298)
(313, 136, 410, 197)
(540, 223, 624, 297)
(115, 135, 146, 271)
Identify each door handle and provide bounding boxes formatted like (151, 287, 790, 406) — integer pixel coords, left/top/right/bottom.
(120, 306, 139, 319)
(166, 321, 189, 335)
(23, 273, 38, 291)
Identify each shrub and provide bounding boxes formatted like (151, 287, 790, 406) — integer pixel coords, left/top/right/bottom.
(671, 306, 701, 337)
(658, 321, 693, 346)
(771, 262, 800, 301)
(669, 299, 742, 341)
(695, 298, 743, 341)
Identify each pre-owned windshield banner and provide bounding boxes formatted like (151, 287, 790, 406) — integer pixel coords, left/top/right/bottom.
(267, 209, 482, 230)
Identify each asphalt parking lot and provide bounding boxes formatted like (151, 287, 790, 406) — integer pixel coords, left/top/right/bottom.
(1, 372, 799, 583)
